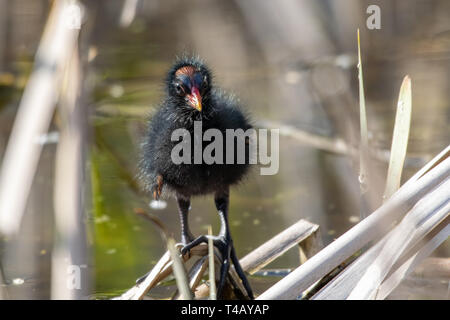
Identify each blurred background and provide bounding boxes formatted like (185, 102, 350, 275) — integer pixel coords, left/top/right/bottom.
(0, 0, 448, 299)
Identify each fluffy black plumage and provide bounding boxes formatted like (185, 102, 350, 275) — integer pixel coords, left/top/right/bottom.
(139, 56, 254, 299)
(140, 56, 252, 199)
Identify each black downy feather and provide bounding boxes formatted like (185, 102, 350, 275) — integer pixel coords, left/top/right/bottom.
(140, 56, 253, 199)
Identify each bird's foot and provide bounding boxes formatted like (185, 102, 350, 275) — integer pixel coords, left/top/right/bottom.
(137, 234, 253, 299)
(181, 234, 231, 299)
(180, 234, 229, 256)
(181, 234, 253, 299)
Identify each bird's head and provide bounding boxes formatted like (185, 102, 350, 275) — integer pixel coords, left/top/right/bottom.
(166, 57, 212, 113)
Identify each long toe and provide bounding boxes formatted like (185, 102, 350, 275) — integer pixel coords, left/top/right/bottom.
(180, 235, 209, 256)
(180, 234, 230, 256)
(215, 237, 232, 299)
(230, 246, 254, 299)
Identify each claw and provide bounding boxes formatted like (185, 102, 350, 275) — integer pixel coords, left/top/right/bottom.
(180, 245, 190, 256)
(180, 235, 208, 256)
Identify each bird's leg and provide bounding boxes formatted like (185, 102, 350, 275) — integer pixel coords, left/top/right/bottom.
(180, 188, 253, 299)
(180, 190, 231, 256)
(214, 189, 232, 299)
(215, 189, 253, 299)
(177, 195, 194, 245)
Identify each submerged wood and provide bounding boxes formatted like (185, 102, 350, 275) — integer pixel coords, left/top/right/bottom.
(257, 148, 450, 300)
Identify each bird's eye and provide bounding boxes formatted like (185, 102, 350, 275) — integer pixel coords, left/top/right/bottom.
(174, 83, 184, 95)
(202, 76, 208, 87)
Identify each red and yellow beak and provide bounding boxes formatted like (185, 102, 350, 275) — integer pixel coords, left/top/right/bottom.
(188, 87, 202, 111)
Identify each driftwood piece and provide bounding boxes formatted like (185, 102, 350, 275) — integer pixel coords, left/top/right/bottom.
(117, 244, 213, 300)
(116, 219, 320, 300)
(173, 249, 247, 300)
(187, 256, 209, 293)
(377, 221, 449, 299)
(257, 148, 450, 300)
(315, 181, 449, 300)
(240, 219, 319, 274)
(299, 228, 323, 265)
(193, 220, 320, 299)
(300, 252, 360, 300)
(348, 178, 450, 299)
(309, 150, 450, 300)
(167, 239, 192, 300)
(116, 243, 249, 300)
(311, 230, 391, 299)
(312, 215, 449, 300)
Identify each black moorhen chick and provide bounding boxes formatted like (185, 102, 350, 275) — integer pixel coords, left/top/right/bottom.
(140, 56, 254, 299)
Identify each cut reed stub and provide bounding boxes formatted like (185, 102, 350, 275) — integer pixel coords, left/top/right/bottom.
(383, 75, 412, 202)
